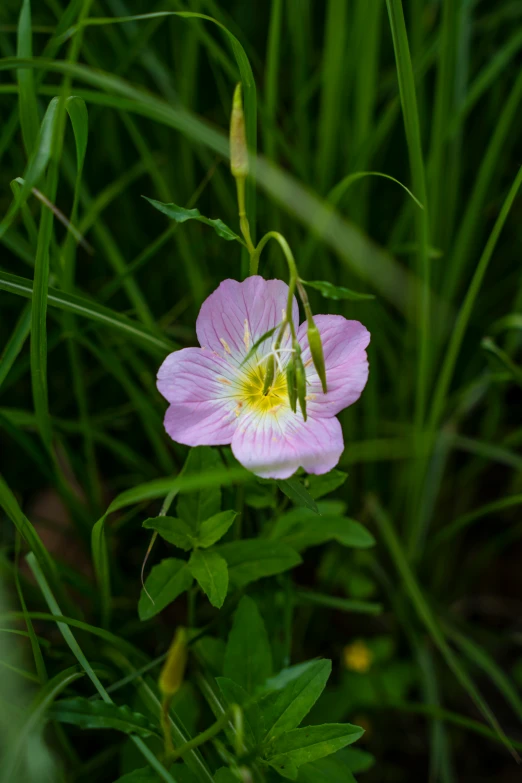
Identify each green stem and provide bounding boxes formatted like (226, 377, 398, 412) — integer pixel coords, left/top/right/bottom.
(161, 694, 174, 756)
(249, 231, 298, 340)
(236, 177, 255, 254)
(165, 706, 236, 764)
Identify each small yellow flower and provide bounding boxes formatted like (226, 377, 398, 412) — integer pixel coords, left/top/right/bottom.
(343, 640, 373, 673)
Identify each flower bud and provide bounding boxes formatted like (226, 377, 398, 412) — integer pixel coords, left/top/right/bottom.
(262, 353, 275, 394)
(230, 83, 248, 178)
(295, 349, 307, 421)
(286, 357, 297, 413)
(307, 317, 327, 393)
(159, 626, 187, 697)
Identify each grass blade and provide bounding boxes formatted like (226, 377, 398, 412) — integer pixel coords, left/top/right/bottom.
(369, 496, 519, 762)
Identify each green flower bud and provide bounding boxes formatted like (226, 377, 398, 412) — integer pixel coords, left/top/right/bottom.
(307, 317, 328, 393)
(159, 627, 187, 697)
(230, 83, 249, 178)
(286, 357, 297, 413)
(262, 354, 275, 394)
(295, 350, 307, 421)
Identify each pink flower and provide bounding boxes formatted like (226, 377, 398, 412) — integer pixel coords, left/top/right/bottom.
(157, 277, 370, 479)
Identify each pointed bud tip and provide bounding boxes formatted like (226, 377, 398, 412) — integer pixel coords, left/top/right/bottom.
(307, 321, 328, 394)
(159, 626, 188, 697)
(230, 83, 248, 178)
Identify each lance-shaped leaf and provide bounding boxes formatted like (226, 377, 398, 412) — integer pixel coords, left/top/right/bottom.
(300, 279, 374, 302)
(138, 558, 193, 621)
(224, 596, 272, 692)
(265, 723, 365, 779)
(143, 196, 241, 242)
(260, 659, 331, 740)
(48, 698, 161, 738)
(143, 516, 195, 551)
(197, 510, 237, 548)
(189, 549, 228, 608)
(214, 540, 301, 587)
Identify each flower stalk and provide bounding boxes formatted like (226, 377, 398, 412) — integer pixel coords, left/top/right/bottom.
(159, 626, 188, 756)
(229, 85, 330, 415)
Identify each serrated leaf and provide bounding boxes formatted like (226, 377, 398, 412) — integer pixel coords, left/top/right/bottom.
(224, 596, 272, 692)
(48, 698, 160, 738)
(197, 510, 237, 548)
(276, 478, 319, 514)
(176, 447, 222, 532)
(216, 676, 262, 745)
(189, 549, 228, 608)
(305, 470, 347, 500)
(270, 509, 375, 552)
(142, 516, 195, 550)
(261, 660, 331, 741)
(214, 540, 301, 587)
(265, 724, 364, 775)
(300, 279, 374, 301)
(143, 197, 240, 241)
(138, 558, 193, 621)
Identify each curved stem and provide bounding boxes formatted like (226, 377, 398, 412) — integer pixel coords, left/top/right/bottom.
(236, 178, 255, 254)
(250, 231, 298, 340)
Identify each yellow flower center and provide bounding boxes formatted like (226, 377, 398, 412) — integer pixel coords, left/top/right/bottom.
(239, 363, 288, 415)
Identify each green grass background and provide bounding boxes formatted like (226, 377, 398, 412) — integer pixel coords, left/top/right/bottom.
(1, 0, 522, 780)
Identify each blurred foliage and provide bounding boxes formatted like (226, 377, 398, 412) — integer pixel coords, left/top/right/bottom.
(1, 0, 522, 781)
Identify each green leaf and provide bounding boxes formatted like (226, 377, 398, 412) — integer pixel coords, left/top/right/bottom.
(91, 515, 111, 628)
(176, 447, 222, 532)
(17, 0, 39, 157)
(213, 770, 237, 783)
(49, 698, 161, 738)
(276, 478, 319, 514)
(188, 550, 228, 609)
(0, 269, 173, 356)
(138, 559, 193, 621)
(197, 510, 237, 548)
(216, 676, 262, 745)
(300, 279, 374, 302)
(143, 197, 240, 242)
(112, 769, 161, 783)
(0, 303, 32, 391)
(271, 510, 375, 552)
(297, 754, 356, 783)
(214, 540, 301, 588)
(143, 516, 195, 551)
(65, 96, 88, 172)
(265, 724, 365, 777)
(223, 596, 272, 692)
(298, 748, 375, 780)
(114, 767, 197, 783)
(261, 660, 331, 741)
(305, 470, 348, 500)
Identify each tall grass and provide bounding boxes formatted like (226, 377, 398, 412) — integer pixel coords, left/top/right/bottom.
(0, 1, 522, 781)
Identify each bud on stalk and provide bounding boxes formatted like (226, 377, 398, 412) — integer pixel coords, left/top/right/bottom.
(230, 83, 249, 178)
(307, 316, 328, 393)
(159, 627, 187, 697)
(262, 354, 275, 394)
(295, 348, 307, 421)
(286, 357, 297, 413)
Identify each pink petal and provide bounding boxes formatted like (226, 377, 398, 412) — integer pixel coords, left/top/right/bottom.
(196, 276, 298, 360)
(297, 315, 370, 418)
(157, 347, 238, 446)
(231, 409, 344, 479)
